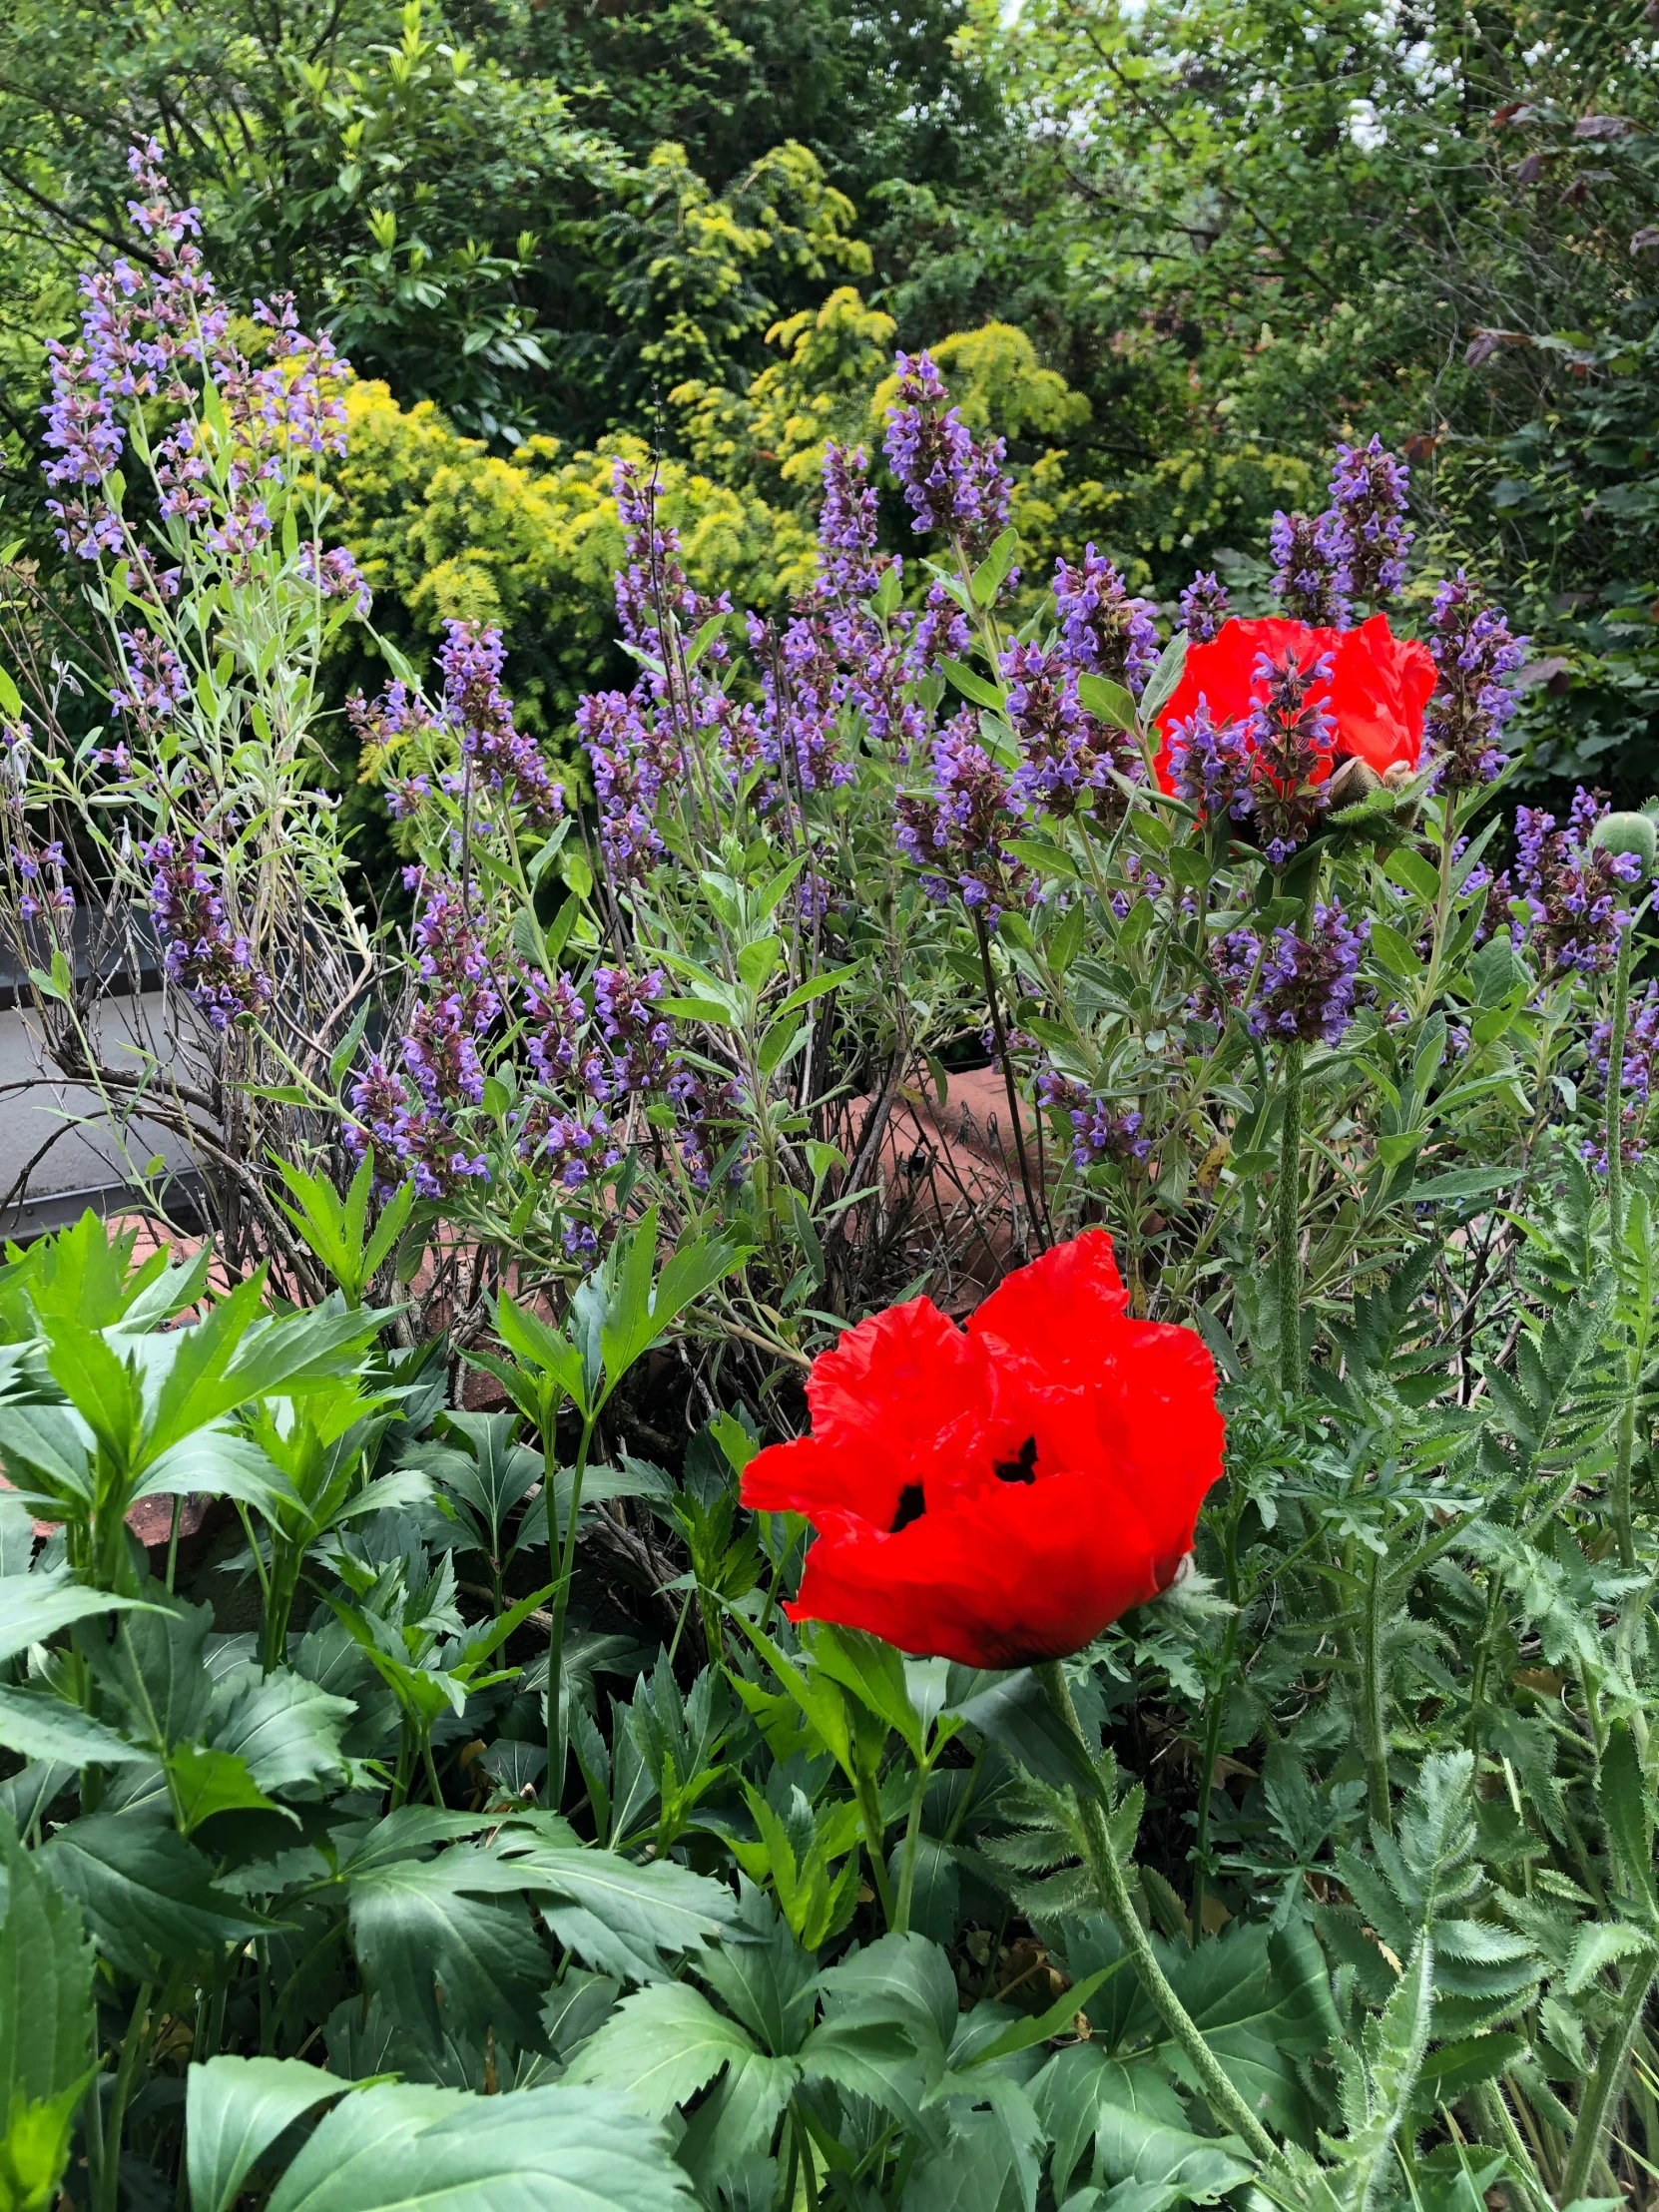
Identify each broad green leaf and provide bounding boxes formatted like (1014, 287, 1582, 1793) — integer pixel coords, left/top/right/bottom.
(167, 1744, 285, 1834)
(0, 1815, 93, 2110)
(346, 1848, 553, 2050)
(563, 1979, 759, 2111)
(187, 2055, 345, 2212)
(263, 2081, 694, 2212)
(210, 1670, 355, 1796)
(939, 658, 1004, 711)
(42, 1814, 280, 1975)
(0, 1688, 152, 1769)
(0, 1573, 145, 1668)
(1159, 1921, 1338, 2142)
(1078, 672, 1136, 730)
(809, 1624, 924, 1759)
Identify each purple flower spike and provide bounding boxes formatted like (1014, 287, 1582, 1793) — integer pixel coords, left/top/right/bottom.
(1423, 573, 1526, 791)
(1325, 436, 1413, 608)
(882, 350, 1011, 561)
(1179, 571, 1230, 643)
(1270, 510, 1350, 630)
(1248, 900, 1368, 1047)
(1514, 788, 1640, 977)
(1051, 546, 1159, 696)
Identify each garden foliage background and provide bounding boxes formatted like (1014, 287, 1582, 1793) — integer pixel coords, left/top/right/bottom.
(7, 10, 1659, 2212)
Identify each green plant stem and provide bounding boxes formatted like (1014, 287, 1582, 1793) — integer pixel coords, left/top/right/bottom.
(1277, 1042, 1304, 1397)
(546, 1410, 598, 1811)
(1607, 914, 1633, 1255)
(1035, 1662, 1277, 2161)
(99, 1980, 152, 2212)
(1190, 1608, 1242, 1946)
(974, 908, 1047, 1250)
(892, 1759, 933, 1936)
(1360, 1544, 1393, 1837)
(1468, 2083, 1552, 2212)
(1559, 1949, 1658, 2204)
(854, 1772, 898, 1928)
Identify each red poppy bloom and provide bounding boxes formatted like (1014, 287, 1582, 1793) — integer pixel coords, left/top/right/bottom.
(741, 1231, 1224, 1668)
(1154, 613, 1436, 788)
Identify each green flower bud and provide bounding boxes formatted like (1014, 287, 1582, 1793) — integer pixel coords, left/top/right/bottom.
(1591, 811, 1657, 878)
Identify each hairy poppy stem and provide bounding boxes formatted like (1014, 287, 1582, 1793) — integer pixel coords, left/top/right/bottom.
(974, 908, 1048, 1250)
(1035, 1661, 1278, 2162)
(1277, 1041, 1304, 1396)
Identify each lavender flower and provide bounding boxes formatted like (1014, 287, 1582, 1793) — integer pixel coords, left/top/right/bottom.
(816, 442, 884, 604)
(1270, 510, 1349, 629)
(1003, 640, 1108, 819)
(1423, 573, 1527, 791)
(142, 833, 271, 1031)
(896, 711, 1030, 924)
(590, 966, 674, 1098)
(1584, 981, 1659, 1170)
(297, 543, 371, 618)
(440, 622, 562, 829)
(577, 688, 670, 875)
(1325, 436, 1412, 607)
(1514, 789, 1640, 976)
(1167, 698, 1254, 829)
(1248, 901, 1368, 1046)
(1245, 647, 1336, 866)
(1036, 1068, 1150, 1170)
(882, 351, 1011, 561)
(1179, 571, 1230, 643)
(1052, 547, 1160, 696)
(408, 873, 500, 1033)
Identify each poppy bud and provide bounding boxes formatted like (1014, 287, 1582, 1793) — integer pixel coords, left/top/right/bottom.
(1591, 811, 1657, 879)
(1327, 755, 1382, 809)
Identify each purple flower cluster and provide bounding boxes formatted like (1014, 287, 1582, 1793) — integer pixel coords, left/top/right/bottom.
(298, 543, 371, 617)
(1167, 699, 1254, 830)
(143, 833, 272, 1031)
(1245, 647, 1337, 866)
(1036, 1068, 1150, 1171)
(1247, 901, 1369, 1047)
(882, 351, 1011, 561)
(668, 1067, 750, 1191)
(1003, 640, 1128, 819)
(1179, 571, 1230, 643)
(1585, 982, 1659, 1170)
(42, 142, 351, 583)
(343, 1056, 488, 1203)
(1325, 436, 1412, 607)
(1423, 573, 1526, 791)
(439, 622, 562, 829)
(1270, 510, 1349, 629)
(111, 628, 191, 735)
(896, 712, 1029, 924)
(1052, 547, 1160, 696)
(14, 839, 76, 925)
(589, 966, 674, 1099)
(515, 1102, 623, 1188)
(751, 614, 851, 795)
(1193, 927, 1264, 1028)
(1514, 789, 1640, 976)
(816, 442, 883, 604)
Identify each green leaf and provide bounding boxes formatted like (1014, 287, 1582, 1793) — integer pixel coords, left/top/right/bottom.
(263, 2081, 694, 2212)
(0, 1573, 146, 1668)
(502, 1843, 741, 1965)
(167, 1743, 286, 1834)
(939, 657, 1005, 711)
(1138, 632, 1188, 725)
(772, 963, 861, 1021)
(1035, 2046, 1251, 2198)
(1159, 1921, 1338, 2142)
(187, 2055, 345, 2212)
(970, 527, 1021, 608)
(42, 1814, 281, 1974)
(0, 1813, 93, 2110)
(1077, 673, 1136, 730)
(1599, 1723, 1656, 1918)
(346, 1848, 553, 2050)
(0, 1687, 153, 1769)
(563, 1979, 760, 2110)
(953, 1669, 1106, 1803)
(809, 1624, 924, 1760)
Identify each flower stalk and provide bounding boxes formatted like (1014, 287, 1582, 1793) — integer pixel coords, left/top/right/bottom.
(1036, 1661, 1278, 2161)
(1278, 1041, 1304, 1396)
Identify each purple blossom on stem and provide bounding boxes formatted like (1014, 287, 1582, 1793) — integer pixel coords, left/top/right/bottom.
(1036, 1068, 1150, 1170)
(439, 621, 562, 829)
(577, 688, 670, 875)
(523, 969, 586, 1085)
(342, 1054, 488, 1201)
(590, 966, 674, 1098)
(1325, 436, 1412, 607)
(816, 442, 884, 604)
(1179, 571, 1230, 643)
(1167, 698, 1254, 828)
(882, 350, 1011, 561)
(513, 1101, 622, 1185)
(669, 1066, 749, 1190)
(142, 833, 271, 1031)
(1270, 510, 1350, 629)
(1514, 788, 1640, 976)
(1584, 981, 1659, 1170)
(1051, 547, 1159, 696)
(1245, 647, 1336, 866)
(1248, 901, 1368, 1046)
(1423, 573, 1527, 791)
(1193, 926, 1263, 1027)
(111, 628, 190, 734)
(896, 710, 1030, 924)
(408, 873, 500, 1032)
(297, 543, 371, 618)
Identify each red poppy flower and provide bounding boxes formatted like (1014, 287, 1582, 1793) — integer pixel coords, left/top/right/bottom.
(741, 1231, 1224, 1668)
(1153, 613, 1436, 788)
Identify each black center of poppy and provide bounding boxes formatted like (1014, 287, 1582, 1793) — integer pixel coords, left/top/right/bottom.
(994, 1435, 1038, 1484)
(890, 1482, 926, 1531)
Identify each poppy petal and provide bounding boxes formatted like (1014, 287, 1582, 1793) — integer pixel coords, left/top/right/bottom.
(968, 1227, 1128, 1384)
(806, 1294, 983, 1458)
(789, 1467, 1167, 1669)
